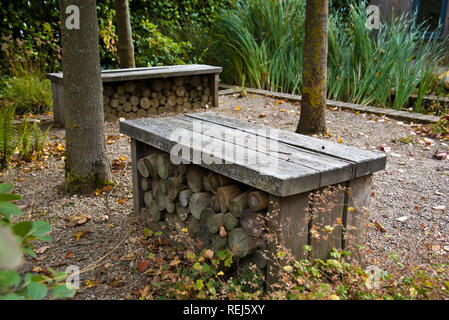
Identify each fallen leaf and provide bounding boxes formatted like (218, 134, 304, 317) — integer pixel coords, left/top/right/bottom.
(67, 214, 91, 227)
(117, 197, 128, 204)
(35, 246, 50, 254)
(258, 113, 266, 118)
(379, 144, 391, 152)
(203, 249, 214, 260)
(219, 226, 227, 238)
(73, 230, 91, 241)
(235, 106, 241, 111)
(433, 152, 447, 160)
(138, 260, 150, 273)
(374, 220, 386, 232)
(120, 253, 135, 261)
(111, 275, 125, 287)
(66, 251, 74, 259)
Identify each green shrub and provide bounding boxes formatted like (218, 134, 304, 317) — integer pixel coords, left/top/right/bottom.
(2, 76, 52, 115)
(134, 20, 194, 67)
(0, 182, 76, 300)
(17, 118, 50, 161)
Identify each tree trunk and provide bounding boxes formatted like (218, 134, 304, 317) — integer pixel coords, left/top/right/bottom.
(115, 0, 135, 68)
(60, 0, 112, 193)
(296, 0, 328, 135)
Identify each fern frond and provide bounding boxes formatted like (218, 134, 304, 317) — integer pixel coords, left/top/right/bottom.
(31, 122, 50, 158)
(0, 104, 18, 168)
(18, 117, 33, 161)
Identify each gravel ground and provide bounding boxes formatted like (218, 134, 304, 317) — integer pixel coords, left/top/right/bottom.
(3, 93, 448, 299)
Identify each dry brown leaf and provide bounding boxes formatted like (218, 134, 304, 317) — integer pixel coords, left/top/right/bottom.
(65, 251, 74, 259)
(120, 253, 135, 261)
(67, 214, 91, 227)
(219, 226, 227, 238)
(373, 220, 386, 232)
(118, 197, 128, 204)
(138, 260, 150, 273)
(73, 230, 91, 241)
(203, 249, 214, 260)
(35, 246, 50, 254)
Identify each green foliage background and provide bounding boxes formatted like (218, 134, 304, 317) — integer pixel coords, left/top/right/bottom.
(0, 0, 233, 74)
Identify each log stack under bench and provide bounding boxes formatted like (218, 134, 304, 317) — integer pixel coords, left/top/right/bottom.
(46, 64, 222, 127)
(120, 112, 386, 280)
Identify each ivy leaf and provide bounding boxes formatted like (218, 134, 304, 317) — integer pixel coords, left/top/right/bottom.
(194, 279, 204, 290)
(12, 221, 33, 238)
(26, 282, 48, 300)
(0, 202, 22, 219)
(0, 183, 13, 194)
(52, 285, 76, 299)
(0, 193, 22, 202)
(29, 221, 51, 238)
(0, 270, 21, 288)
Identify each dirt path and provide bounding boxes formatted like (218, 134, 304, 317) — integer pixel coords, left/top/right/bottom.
(3, 93, 448, 299)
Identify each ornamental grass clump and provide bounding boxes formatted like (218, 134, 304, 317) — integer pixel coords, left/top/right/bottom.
(213, 0, 447, 112)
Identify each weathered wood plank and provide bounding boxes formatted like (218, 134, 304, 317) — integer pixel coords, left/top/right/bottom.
(131, 139, 147, 215)
(47, 64, 222, 84)
(309, 185, 346, 260)
(120, 118, 322, 197)
(266, 193, 309, 286)
(163, 116, 355, 187)
(343, 174, 372, 263)
(186, 112, 386, 177)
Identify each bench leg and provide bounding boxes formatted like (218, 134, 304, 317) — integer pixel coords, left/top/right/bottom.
(208, 73, 219, 108)
(309, 184, 346, 260)
(266, 193, 309, 286)
(51, 82, 65, 127)
(342, 174, 372, 263)
(131, 138, 145, 216)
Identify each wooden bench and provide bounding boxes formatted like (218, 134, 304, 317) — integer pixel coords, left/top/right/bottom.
(120, 112, 386, 276)
(46, 64, 222, 127)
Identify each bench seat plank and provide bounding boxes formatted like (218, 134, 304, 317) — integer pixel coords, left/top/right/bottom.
(47, 64, 222, 84)
(186, 112, 386, 177)
(163, 116, 356, 187)
(120, 118, 323, 197)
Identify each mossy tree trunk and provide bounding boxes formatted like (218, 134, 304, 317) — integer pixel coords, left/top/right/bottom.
(296, 0, 328, 135)
(59, 0, 112, 193)
(115, 0, 135, 68)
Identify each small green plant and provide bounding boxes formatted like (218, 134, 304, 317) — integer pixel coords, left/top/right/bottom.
(134, 20, 193, 67)
(2, 76, 52, 115)
(0, 104, 18, 169)
(17, 118, 33, 161)
(0, 182, 76, 300)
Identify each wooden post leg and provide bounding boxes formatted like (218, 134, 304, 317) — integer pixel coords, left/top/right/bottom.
(209, 73, 219, 108)
(343, 174, 372, 264)
(52, 82, 65, 127)
(309, 184, 346, 260)
(266, 193, 309, 287)
(131, 138, 145, 216)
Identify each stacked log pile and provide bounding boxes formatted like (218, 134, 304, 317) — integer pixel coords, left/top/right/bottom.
(138, 150, 268, 270)
(103, 75, 214, 121)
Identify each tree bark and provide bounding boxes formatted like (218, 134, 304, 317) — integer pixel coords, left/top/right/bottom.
(60, 0, 112, 193)
(296, 0, 328, 135)
(115, 0, 135, 68)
